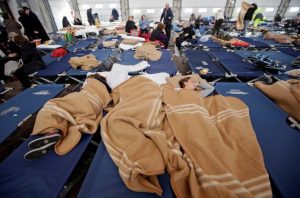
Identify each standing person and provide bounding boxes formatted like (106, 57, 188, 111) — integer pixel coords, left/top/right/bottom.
(242, 3, 257, 36)
(18, 9, 35, 41)
(93, 13, 100, 26)
(139, 15, 150, 34)
(23, 7, 49, 43)
(3, 13, 22, 35)
(87, 8, 95, 25)
(125, 16, 137, 33)
(111, 8, 119, 21)
(62, 16, 71, 28)
(160, 3, 173, 41)
(252, 7, 264, 29)
(212, 9, 224, 35)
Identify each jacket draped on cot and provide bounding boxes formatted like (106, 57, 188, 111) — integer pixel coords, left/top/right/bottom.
(101, 76, 272, 198)
(32, 78, 111, 155)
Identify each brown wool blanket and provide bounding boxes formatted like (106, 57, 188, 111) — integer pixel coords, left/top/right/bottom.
(236, 2, 251, 31)
(69, 54, 101, 71)
(255, 80, 300, 122)
(32, 79, 111, 155)
(101, 76, 272, 198)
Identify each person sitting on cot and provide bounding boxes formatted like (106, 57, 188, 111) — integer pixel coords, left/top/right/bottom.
(178, 76, 215, 97)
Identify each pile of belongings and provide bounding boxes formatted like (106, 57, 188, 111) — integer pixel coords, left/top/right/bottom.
(211, 35, 249, 47)
(134, 43, 162, 61)
(69, 54, 101, 71)
(262, 31, 297, 44)
(248, 53, 286, 71)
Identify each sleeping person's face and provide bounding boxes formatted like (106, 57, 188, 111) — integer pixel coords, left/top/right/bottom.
(184, 79, 197, 90)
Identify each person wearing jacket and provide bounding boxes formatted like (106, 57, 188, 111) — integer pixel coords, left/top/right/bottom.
(175, 21, 195, 50)
(252, 8, 264, 29)
(139, 15, 150, 34)
(3, 13, 22, 35)
(87, 8, 95, 25)
(62, 16, 71, 28)
(150, 23, 168, 48)
(242, 3, 257, 35)
(111, 8, 119, 21)
(125, 16, 137, 33)
(22, 7, 49, 43)
(160, 3, 173, 41)
(13, 35, 45, 88)
(212, 9, 224, 35)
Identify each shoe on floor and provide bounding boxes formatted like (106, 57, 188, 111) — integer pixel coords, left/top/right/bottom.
(24, 142, 56, 160)
(28, 131, 62, 149)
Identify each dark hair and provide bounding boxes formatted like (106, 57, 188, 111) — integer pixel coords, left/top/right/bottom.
(157, 23, 165, 30)
(2, 13, 9, 20)
(179, 77, 191, 88)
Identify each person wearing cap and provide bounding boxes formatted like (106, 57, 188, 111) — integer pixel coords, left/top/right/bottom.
(150, 23, 169, 48)
(212, 9, 224, 35)
(175, 21, 195, 50)
(160, 3, 173, 41)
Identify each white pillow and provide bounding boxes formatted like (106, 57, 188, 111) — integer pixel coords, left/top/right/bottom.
(106, 67, 130, 89)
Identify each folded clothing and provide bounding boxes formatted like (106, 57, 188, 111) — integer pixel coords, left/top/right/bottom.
(134, 44, 162, 61)
(112, 61, 150, 74)
(102, 41, 117, 47)
(69, 54, 101, 70)
(122, 39, 139, 45)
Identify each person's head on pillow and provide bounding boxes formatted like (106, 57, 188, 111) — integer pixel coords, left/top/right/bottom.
(179, 76, 198, 90)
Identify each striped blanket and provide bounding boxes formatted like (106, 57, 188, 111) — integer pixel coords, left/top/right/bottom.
(101, 76, 272, 197)
(255, 80, 300, 122)
(32, 78, 111, 155)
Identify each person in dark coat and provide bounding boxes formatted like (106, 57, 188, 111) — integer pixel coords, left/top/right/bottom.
(74, 18, 83, 25)
(3, 13, 22, 35)
(23, 7, 49, 43)
(18, 9, 35, 41)
(175, 21, 195, 50)
(62, 16, 71, 28)
(87, 8, 95, 25)
(125, 16, 137, 33)
(111, 8, 119, 21)
(150, 23, 169, 48)
(160, 3, 173, 41)
(242, 3, 257, 35)
(13, 35, 45, 88)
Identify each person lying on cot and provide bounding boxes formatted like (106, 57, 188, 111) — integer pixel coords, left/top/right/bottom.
(24, 74, 111, 160)
(178, 76, 215, 97)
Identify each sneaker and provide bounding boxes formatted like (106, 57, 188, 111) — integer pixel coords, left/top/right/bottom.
(28, 130, 62, 149)
(24, 142, 56, 160)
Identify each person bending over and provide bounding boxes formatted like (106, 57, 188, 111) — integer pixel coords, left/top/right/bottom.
(175, 21, 195, 50)
(150, 23, 169, 48)
(178, 76, 214, 97)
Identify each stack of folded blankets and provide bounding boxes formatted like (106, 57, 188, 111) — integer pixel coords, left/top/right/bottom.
(69, 54, 101, 70)
(134, 44, 162, 61)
